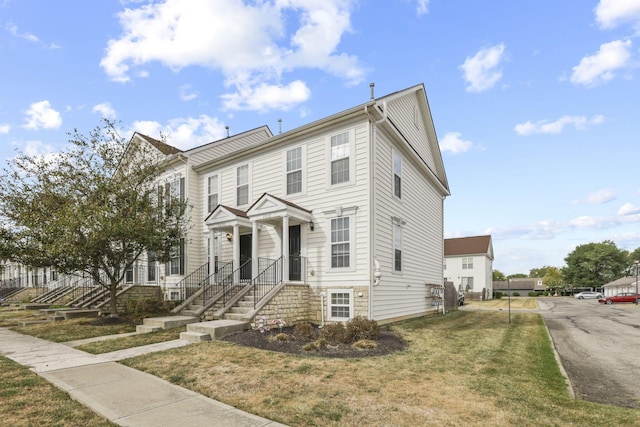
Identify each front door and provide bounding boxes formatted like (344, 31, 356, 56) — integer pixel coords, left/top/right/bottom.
(239, 234, 252, 281)
(289, 225, 301, 281)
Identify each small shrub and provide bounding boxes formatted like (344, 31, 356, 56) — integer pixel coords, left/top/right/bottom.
(528, 291, 537, 297)
(314, 337, 328, 348)
(353, 339, 377, 349)
(345, 316, 380, 342)
(494, 292, 503, 299)
(274, 333, 291, 342)
(513, 292, 520, 297)
(303, 342, 318, 351)
(126, 299, 176, 322)
(293, 322, 316, 339)
(320, 322, 346, 344)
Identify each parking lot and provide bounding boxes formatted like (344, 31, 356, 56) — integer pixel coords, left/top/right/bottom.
(540, 297, 640, 408)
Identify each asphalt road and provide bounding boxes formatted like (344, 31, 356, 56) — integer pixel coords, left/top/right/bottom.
(540, 297, 640, 408)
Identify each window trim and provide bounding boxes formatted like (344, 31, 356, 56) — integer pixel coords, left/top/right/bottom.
(327, 289, 354, 322)
(324, 206, 357, 273)
(206, 173, 220, 214)
(462, 257, 473, 269)
(393, 223, 403, 273)
(284, 145, 306, 196)
(236, 163, 251, 207)
(392, 149, 402, 200)
(326, 128, 356, 188)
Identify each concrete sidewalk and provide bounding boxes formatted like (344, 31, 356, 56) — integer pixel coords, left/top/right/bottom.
(0, 328, 286, 427)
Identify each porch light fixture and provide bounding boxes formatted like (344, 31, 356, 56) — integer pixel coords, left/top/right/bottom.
(309, 220, 314, 231)
(226, 233, 233, 242)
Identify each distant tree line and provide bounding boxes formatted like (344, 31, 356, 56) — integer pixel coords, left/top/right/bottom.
(493, 240, 640, 290)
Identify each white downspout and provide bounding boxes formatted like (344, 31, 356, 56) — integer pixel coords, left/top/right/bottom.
(364, 94, 388, 321)
(320, 291, 325, 328)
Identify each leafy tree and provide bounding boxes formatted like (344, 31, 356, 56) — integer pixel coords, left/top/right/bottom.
(507, 273, 527, 279)
(562, 240, 629, 289)
(0, 121, 187, 317)
(529, 266, 557, 278)
(492, 270, 506, 281)
(541, 266, 563, 290)
(629, 248, 640, 271)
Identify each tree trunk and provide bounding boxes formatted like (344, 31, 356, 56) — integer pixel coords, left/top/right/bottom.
(109, 280, 119, 318)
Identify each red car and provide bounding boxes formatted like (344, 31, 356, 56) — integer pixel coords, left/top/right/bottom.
(598, 293, 640, 304)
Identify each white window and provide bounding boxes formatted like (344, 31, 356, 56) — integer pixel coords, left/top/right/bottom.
(328, 289, 353, 321)
(236, 164, 249, 206)
(169, 291, 180, 301)
(462, 257, 473, 269)
(393, 150, 402, 199)
(286, 147, 303, 195)
(207, 174, 219, 213)
(331, 217, 350, 268)
(393, 223, 402, 272)
(330, 131, 350, 185)
(461, 277, 474, 290)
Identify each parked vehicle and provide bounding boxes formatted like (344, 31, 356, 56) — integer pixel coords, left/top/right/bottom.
(598, 293, 640, 304)
(457, 292, 465, 306)
(574, 291, 603, 299)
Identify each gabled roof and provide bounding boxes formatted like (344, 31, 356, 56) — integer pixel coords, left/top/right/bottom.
(445, 235, 493, 259)
(603, 276, 637, 288)
(135, 133, 182, 155)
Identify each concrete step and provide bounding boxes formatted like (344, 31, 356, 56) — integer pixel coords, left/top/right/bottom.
(237, 301, 254, 308)
(136, 325, 162, 333)
(223, 312, 247, 321)
(141, 315, 199, 330)
(60, 309, 100, 319)
(229, 306, 250, 314)
(186, 319, 249, 339)
(179, 331, 212, 343)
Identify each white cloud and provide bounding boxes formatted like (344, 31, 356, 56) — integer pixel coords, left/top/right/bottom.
(23, 101, 62, 130)
(595, 0, 640, 29)
(0, 124, 9, 134)
(6, 23, 38, 43)
(221, 80, 311, 112)
(92, 102, 117, 119)
(100, 0, 364, 112)
(6, 22, 60, 48)
(22, 140, 56, 158)
(618, 203, 640, 215)
(514, 114, 604, 135)
(439, 132, 473, 154)
(416, 0, 430, 15)
(460, 44, 506, 93)
(131, 114, 226, 150)
(179, 84, 198, 101)
(570, 39, 632, 87)
(585, 189, 616, 204)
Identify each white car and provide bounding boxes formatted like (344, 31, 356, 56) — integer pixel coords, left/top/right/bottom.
(574, 291, 603, 299)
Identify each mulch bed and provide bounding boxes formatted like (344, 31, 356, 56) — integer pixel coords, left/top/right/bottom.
(221, 325, 408, 358)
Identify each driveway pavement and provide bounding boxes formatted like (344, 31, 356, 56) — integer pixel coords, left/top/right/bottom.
(540, 297, 640, 409)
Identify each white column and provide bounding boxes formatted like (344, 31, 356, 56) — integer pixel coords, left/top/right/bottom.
(252, 220, 259, 278)
(233, 224, 240, 283)
(209, 230, 216, 273)
(282, 215, 289, 283)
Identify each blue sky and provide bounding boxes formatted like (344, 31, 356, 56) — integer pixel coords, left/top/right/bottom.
(1, 0, 639, 275)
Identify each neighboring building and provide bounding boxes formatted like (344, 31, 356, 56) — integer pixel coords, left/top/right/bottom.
(602, 276, 638, 297)
(109, 83, 451, 324)
(492, 278, 546, 296)
(444, 235, 493, 299)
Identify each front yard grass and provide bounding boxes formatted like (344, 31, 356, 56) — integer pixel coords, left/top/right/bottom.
(0, 307, 48, 327)
(122, 311, 640, 427)
(11, 318, 136, 342)
(0, 356, 115, 427)
(75, 327, 185, 354)
(467, 296, 539, 309)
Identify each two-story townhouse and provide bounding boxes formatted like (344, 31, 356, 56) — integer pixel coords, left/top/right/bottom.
(444, 235, 494, 300)
(6, 83, 450, 325)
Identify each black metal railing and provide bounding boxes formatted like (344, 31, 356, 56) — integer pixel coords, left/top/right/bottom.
(222, 260, 252, 306)
(175, 262, 209, 300)
(253, 256, 283, 308)
(288, 255, 307, 282)
(202, 260, 233, 303)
